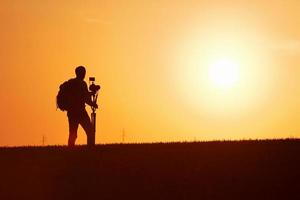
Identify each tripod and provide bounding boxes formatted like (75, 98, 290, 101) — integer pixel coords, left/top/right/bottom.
(88, 77, 100, 146)
(90, 92, 98, 146)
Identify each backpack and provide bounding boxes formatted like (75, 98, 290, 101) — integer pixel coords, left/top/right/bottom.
(56, 80, 72, 111)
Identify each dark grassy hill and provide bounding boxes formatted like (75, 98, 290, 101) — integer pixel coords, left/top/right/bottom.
(1, 140, 300, 200)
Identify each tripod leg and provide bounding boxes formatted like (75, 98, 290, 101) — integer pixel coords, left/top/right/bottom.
(89, 112, 96, 146)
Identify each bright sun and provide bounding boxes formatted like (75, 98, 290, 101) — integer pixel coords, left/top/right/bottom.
(209, 59, 240, 89)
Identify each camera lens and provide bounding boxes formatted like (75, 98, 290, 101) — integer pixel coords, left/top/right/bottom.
(89, 83, 100, 93)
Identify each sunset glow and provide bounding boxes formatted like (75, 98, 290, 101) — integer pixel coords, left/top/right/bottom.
(209, 58, 240, 89)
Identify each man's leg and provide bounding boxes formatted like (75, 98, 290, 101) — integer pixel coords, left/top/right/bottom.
(68, 114, 79, 147)
(79, 110, 94, 146)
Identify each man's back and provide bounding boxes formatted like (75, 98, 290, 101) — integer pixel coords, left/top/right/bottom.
(67, 78, 89, 113)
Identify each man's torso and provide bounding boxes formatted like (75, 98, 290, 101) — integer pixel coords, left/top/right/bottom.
(67, 78, 89, 114)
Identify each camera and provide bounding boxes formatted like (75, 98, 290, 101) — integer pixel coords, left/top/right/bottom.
(89, 77, 101, 94)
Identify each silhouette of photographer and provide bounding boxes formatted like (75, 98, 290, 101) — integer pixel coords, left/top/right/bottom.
(57, 66, 98, 147)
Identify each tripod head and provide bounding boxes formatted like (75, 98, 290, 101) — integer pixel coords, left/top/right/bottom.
(89, 77, 101, 95)
(89, 77, 101, 112)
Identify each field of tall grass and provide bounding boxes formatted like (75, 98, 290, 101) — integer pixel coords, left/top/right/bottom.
(0, 139, 300, 200)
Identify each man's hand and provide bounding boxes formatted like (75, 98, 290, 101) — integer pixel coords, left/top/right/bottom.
(86, 100, 98, 109)
(92, 102, 98, 109)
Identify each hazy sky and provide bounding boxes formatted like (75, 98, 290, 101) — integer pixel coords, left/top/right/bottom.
(1, 0, 300, 146)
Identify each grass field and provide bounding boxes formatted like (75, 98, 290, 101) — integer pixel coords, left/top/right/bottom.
(0, 139, 300, 200)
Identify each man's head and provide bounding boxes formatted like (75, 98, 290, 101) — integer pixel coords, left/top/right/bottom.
(75, 66, 86, 80)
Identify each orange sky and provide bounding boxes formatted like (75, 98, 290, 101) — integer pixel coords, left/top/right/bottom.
(1, 0, 300, 146)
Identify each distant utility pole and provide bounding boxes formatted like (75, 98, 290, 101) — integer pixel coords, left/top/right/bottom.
(42, 135, 46, 146)
(122, 128, 126, 143)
